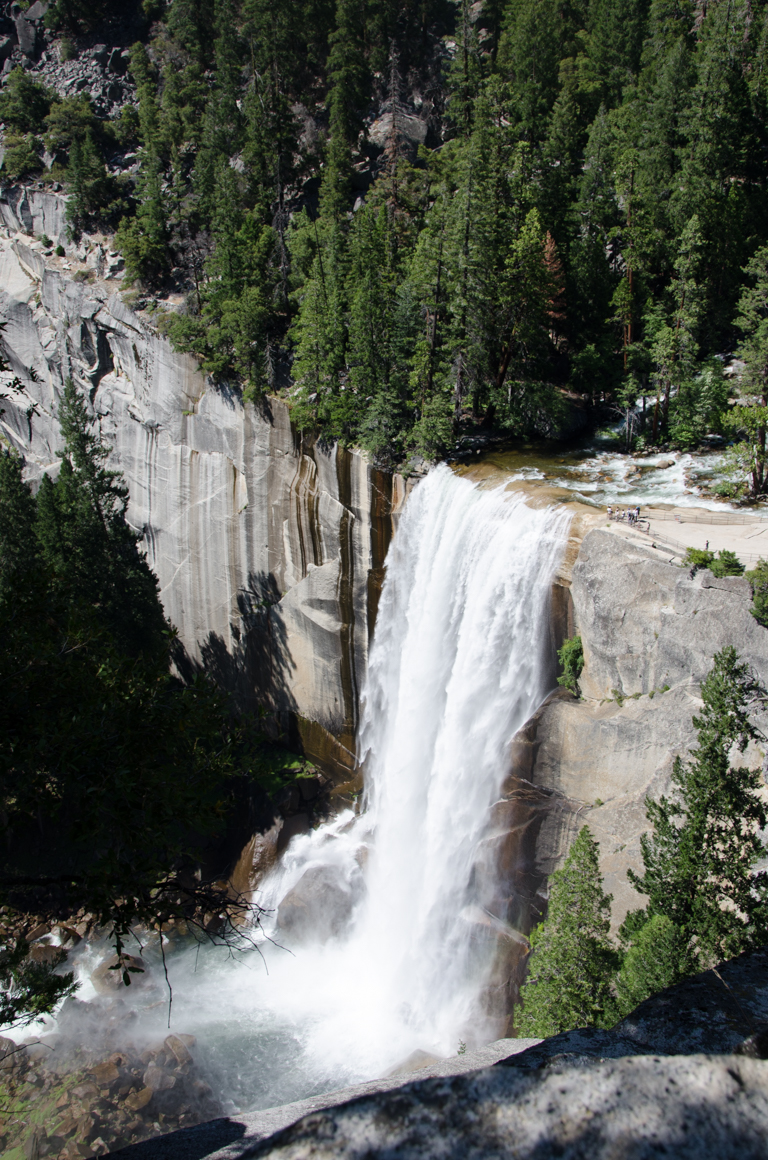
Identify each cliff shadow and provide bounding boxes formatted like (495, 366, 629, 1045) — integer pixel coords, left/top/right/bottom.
(173, 571, 296, 721)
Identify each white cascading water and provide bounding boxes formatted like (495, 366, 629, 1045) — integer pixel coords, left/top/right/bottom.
(111, 465, 571, 1109)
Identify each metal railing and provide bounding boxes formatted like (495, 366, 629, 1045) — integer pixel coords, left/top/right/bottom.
(636, 527, 765, 567)
(642, 508, 766, 526)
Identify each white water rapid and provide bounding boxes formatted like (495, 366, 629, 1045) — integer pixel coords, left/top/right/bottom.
(72, 466, 572, 1112)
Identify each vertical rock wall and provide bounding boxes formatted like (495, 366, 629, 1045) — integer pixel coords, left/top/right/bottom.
(0, 216, 406, 778)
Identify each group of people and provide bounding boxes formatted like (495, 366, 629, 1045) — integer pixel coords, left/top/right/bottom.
(608, 505, 641, 525)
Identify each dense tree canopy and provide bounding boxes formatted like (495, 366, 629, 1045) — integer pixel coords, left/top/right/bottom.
(13, 0, 768, 468)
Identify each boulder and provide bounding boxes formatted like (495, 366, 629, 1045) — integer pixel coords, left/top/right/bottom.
(164, 1035, 193, 1067)
(276, 862, 364, 943)
(243, 1054, 768, 1160)
(90, 953, 149, 994)
(13, 13, 37, 57)
(143, 1062, 175, 1092)
(25, 1, 49, 19)
(108, 47, 128, 74)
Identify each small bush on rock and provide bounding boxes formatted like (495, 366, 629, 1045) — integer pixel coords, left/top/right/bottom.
(709, 549, 745, 577)
(557, 634, 583, 695)
(746, 558, 768, 627)
(684, 547, 745, 577)
(58, 35, 77, 61)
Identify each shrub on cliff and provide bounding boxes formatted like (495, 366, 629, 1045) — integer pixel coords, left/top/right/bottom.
(516, 826, 620, 1037)
(746, 558, 768, 627)
(557, 634, 583, 695)
(683, 547, 745, 578)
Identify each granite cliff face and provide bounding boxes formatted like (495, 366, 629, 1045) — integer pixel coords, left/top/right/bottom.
(0, 190, 405, 780)
(502, 526, 768, 974)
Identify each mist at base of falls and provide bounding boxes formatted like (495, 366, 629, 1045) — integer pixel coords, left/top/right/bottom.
(50, 467, 572, 1113)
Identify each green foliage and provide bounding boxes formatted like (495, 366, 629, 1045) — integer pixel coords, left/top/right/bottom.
(615, 914, 698, 1015)
(1, 134, 43, 181)
(746, 558, 768, 628)
(39, 380, 168, 656)
(683, 548, 744, 578)
(0, 938, 76, 1028)
(557, 634, 584, 694)
(0, 69, 55, 134)
(66, 131, 121, 235)
(683, 547, 715, 575)
(517, 826, 620, 1037)
(44, 94, 98, 156)
(667, 361, 729, 450)
(58, 36, 77, 61)
(23, 0, 767, 459)
(709, 550, 745, 578)
(44, 0, 133, 32)
(625, 647, 768, 966)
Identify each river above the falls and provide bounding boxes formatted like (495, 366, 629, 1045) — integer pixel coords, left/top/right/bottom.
(457, 440, 754, 512)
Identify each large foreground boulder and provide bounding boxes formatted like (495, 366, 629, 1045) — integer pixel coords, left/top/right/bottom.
(246, 1054, 768, 1159)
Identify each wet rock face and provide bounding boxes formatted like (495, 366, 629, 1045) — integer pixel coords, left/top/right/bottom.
(247, 1054, 768, 1160)
(0, 230, 408, 779)
(276, 863, 365, 944)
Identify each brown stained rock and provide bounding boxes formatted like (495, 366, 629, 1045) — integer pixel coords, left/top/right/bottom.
(124, 1086, 153, 1113)
(71, 1084, 99, 1100)
(143, 1063, 175, 1092)
(164, 1035, 192, 1067)
(55, 925, 83, 946)
(27, 922, 51, 942)
(90, 1061, 119, 1086)
(29, 943, 64, 965)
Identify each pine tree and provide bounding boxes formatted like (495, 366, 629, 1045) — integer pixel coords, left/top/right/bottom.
(167, 0, 216, 69)
(115, 43, 170, 285)
(625, 647, 768, 965)
(648, 213, 704, 440)
(615, 913, 698, 1014)
(727, 244, 768, 496)
(321, 0, 369, 219)
(66, 130, 115, 235)
(36, 380, 167, 658)
(517, 826, 620, 1037)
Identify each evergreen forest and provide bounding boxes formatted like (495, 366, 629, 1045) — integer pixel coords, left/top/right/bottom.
(8, 0, 768, 482)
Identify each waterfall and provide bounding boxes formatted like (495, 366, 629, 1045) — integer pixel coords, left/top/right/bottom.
(161, 466, 571, 1108)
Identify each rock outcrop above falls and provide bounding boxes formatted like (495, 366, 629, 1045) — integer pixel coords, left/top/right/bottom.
(0, 209, 406, 780)
(526, 527, 768, 926)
